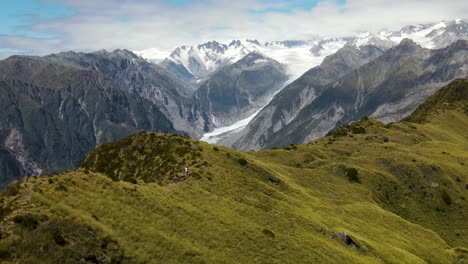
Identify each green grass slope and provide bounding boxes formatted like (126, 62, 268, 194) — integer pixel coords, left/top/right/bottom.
(0, 79, 467, 263)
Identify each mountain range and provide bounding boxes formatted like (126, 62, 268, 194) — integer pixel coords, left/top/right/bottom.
(139, 19, 468, 83)
(0, 19, 467, 188)
(0, 56, 176, 187)
(226, 39, 467, 149)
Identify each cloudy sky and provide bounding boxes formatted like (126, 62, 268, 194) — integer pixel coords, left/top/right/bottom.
(0, 0, 466, 58)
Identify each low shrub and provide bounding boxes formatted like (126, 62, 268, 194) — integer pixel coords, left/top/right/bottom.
(329, 127, 349, 137)
(12, 214, 45, 230)
(238, 158, 248, 166)
(51, 230, 67, 246)
(262, 229, 275, 238)
(4, 181, 21, 196)
(351, 126, 366, 134)
(192, 172, 202, 179)
(441, 190, 452, 206)
(129, 178, 138, 184)
(56, 183, 68, 192)
(345, 168, 361, 183)
(283, 144, 298, 151)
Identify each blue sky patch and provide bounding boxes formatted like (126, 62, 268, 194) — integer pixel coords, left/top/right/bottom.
(253, 0, 346, 14)
(163, 0, 191, 5)
(0, 0, 74, 38)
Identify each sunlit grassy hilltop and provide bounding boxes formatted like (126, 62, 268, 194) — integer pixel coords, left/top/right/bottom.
(0, 79, 467, 263)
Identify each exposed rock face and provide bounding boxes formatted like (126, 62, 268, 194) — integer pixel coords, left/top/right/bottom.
(0, 146, 23, 187)
(225, 44, 385, 149)
(0, 56, 176, 188)
(192, 52, 288, 130)
(43, 49, 288, 138)
(44, 50, 198, 137)
(230, 39, 468, 150)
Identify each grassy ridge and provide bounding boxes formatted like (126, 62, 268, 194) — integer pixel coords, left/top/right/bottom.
(0, 80, 467, 263)
(405, 78, 468, 123)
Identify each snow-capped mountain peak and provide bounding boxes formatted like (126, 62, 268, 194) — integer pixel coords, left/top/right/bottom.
(162, 39, 261, 80)
(136, 19, 467, 84)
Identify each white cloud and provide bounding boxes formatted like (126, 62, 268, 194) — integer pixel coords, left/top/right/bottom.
(1, 0, 467, 57)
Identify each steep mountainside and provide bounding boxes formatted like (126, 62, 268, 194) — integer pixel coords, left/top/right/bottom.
(192, 52, 288, 130)
(218, 44, 384, 148)
(44, 49, 290, 138)
(232, 39, 467, 150)
(44, 50, 197, 136)
(0, 56, 175, 189)
(0, 146, 23, 188)
(405, 78, 468, 123)
(0, 80, 466, 263)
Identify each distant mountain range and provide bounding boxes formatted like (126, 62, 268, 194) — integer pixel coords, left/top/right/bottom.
(0, 19, 467, 188)
(227, 39, 467, 150)
(138, 19, 468, 84)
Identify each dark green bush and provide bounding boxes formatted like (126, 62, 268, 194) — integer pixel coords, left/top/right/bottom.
(441, 190, 452, 206)
(4, 181, 21, 196)
(283, 144, 298, 151)
(237, 158, 248, 166)
(351, 126, 366, 134)
(56, 183, 68, 192)
(51, 230, 67, 246)
(330, 127, 349, 137)
(12, 214, 45, 230)
(0, 204, 12, 219)
(0, 249, 10, 259)
(192, 172, 202, 179)
(262, 229, 275, 238)
(345, 168, 361, 183)
(129, 178, 138, 184)
(213, 147, 219, 151)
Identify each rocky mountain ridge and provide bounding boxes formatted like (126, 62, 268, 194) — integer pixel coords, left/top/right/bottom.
(228, 39, 468, 150)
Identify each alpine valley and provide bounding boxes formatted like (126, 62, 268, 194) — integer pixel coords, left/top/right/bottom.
(0, 17, 467, 264)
